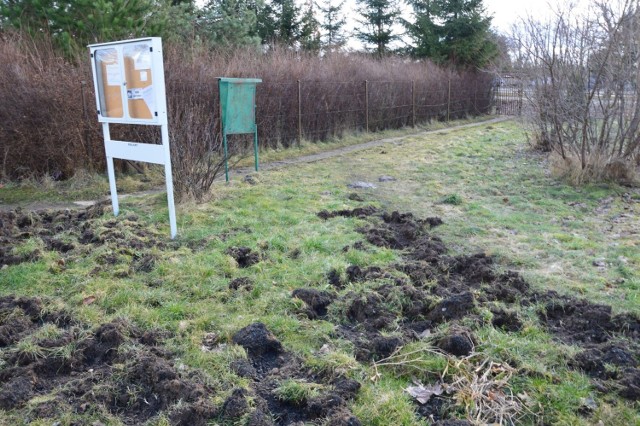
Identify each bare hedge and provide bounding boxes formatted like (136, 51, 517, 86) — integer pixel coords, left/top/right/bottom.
(1, 32, 493, 198)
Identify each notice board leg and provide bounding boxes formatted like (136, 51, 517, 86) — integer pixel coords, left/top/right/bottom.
(223, 133, 229, 182)
(161, 123, 177, 239)
(254, 130, 259, 172)
(106, 156, 119, 216)
(165, 163, 177, 239)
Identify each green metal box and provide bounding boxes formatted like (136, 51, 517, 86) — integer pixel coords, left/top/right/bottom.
(218, 77, 262, 181)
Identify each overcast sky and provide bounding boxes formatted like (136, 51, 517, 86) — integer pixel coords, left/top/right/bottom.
(483, 0, 591, 33)
(484, 0, 548, 33)
(340, 0, 592, 50)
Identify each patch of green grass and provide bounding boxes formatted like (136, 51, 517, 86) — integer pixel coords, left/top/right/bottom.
(440, 193, 463, 205)
(1, 118, 638, 424)
(274, 379, 325, 403)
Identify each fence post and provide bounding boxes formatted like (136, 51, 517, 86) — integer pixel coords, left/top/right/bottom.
(297, 80, 302, 147)
(518, 82, 523, 116)
(80, 80, 92, 168)
(365, 80, 369, 133)
(473, 82, 477, 115)
(447, 78, 451, 122)
(411, 80, 416, 128)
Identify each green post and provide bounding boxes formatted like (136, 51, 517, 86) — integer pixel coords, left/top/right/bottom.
(254, 128, 259, 172)
(217, 77, 262, 181)
(223, 134, 229, 182)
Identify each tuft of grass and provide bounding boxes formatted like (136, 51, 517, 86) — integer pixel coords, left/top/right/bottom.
(441, 193, 463, 205)
(274, 379, 325, 404)
(11, 339, 46, 362)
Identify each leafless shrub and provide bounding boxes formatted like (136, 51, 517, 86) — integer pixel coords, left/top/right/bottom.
(1, 33, 493, 201)
(512, 0, 640, 184)
(0, 32, 99, 180)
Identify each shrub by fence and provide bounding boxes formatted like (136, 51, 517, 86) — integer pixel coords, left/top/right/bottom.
(0, 33, 493, 196)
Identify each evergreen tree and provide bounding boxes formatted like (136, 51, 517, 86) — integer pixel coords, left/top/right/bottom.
(273, 0, 300, 45)
(434, 0, 497, 67)
(199, 0, 261, 47)
(404, 0, 440, 59)
(318, 0, 346, 52)
(355, 0, 399, 57)
(299, 0, 321, 52)
(405, 0, 498, 68)
(254, 0, 279, 44)
(0, 0, 161, 53)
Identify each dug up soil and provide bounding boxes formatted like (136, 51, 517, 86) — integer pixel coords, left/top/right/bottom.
(1, 201, 639, 424)
(309, 206, 640, 422)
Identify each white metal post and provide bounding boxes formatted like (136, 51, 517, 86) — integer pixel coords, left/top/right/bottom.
(102, 123, 120, 216)
(154, 39, 177, 239)
(161, 122, 176, 238)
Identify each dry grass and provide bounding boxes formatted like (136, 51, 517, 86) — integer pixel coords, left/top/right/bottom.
(446, 356, 526, 425)
(549, 151, 639, 186)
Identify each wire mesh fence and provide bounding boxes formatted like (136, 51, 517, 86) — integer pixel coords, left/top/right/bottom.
(162, 78, 495, 151)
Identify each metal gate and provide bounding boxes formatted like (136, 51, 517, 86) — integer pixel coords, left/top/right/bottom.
(491, 77, 524, 116)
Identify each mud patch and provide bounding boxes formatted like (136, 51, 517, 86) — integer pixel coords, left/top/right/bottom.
(227, 246, 261, 268)
(570, 342, 640, 400)
(536, 295, 640, 345)
(437, 330, 475, 357)
(229, 277, 254, 291)
(229, 322, 361, 425)
(292, 288, 335, 319)
(0, 295, 218, 424)
(317, 206, 378, 220)
(491, 309, 522, 332)
(317, 207, 640, 412)
(0, 203, 204, 276)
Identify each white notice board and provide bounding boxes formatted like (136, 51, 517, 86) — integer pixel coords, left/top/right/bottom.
(88, 37, 177, 238)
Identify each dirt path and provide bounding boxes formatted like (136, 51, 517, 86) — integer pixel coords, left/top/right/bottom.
(240, 117, 511, 173)
(1, 117, 512, 211)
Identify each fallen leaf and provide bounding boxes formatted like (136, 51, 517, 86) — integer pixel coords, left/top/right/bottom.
(405, 382, 443, 404)
(418, 329, 431, 339)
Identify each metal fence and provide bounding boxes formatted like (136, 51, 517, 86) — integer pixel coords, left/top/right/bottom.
(252, 79, 493, 148)
(491, 84, 524, 116)
(78, 77, 495, 155)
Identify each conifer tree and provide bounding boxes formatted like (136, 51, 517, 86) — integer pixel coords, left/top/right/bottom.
(0, 0, 159, 53)
(318, 0, 347, 52)
(405, 0, 498, 68)
(199, 0, 260, 47)
(355, 0, 400, 57)
(299, 1, 321, 52)
(273, 0, 300, 45)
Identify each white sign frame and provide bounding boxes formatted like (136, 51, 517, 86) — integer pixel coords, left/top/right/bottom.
(88, 37, 177, 238)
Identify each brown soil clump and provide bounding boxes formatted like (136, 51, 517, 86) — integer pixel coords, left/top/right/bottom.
(0, 295, 218, 424)
(230, 322, 362, 425)
(292, 288, 335, 319)
(227, 246, 261, 268)
(315, 207, 640, 412)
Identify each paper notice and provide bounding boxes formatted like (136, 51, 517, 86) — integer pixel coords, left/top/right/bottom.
(127, 89, 144, 100)
(140, 71, 148, 82)
(142, 85, 155, 114)
(135, 50, 152, 70)
(126, 85, 155, 116)
(105, 64, 122, 86)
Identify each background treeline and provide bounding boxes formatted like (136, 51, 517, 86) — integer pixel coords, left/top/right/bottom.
(0, 0, 498, 197)
(0, 33, 491, 184)
(0, 0, 501, 65)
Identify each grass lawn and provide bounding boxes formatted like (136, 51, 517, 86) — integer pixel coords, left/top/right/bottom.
(0, 119, 638, 425)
